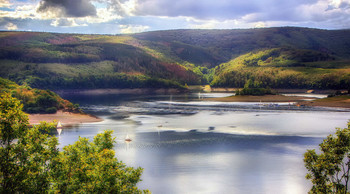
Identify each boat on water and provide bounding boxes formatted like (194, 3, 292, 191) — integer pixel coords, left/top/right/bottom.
(125, 134, 132, 142)
(57, 121, 62, 135)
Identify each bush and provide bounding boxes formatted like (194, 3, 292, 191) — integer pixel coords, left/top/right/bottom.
(45, 107, 57, 114)
(236, 88, 275, 96)
(25, 106, 44, 114)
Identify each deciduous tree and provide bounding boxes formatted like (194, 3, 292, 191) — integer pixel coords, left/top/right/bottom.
(304, 121, 350, 193)
(0, 93, 148, 193)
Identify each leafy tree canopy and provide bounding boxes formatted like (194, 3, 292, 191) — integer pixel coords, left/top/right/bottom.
(0, 93, 148, 193)
(304, 121, 350, 193)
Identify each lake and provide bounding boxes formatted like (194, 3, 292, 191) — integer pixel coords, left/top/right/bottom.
(58, 91, 349, 194)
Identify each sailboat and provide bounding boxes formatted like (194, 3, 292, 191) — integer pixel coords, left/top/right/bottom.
(125, 134, 132, 142)
(56, 121, 62, 135)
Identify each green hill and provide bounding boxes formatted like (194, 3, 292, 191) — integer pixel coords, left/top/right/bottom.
(0, 27, 350, 89)
(0, 32, 199, 89)
(211, 48, 350, 89)
(133, 27, 350, 61)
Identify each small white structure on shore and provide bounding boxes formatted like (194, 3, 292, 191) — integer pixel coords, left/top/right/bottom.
(57, 121, 62, 135)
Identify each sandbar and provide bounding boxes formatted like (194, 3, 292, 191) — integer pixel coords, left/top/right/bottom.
(297, 96, 350, 109)
(204, 95, 315, 102)
(29, 110, 103, 126)
(204, 94, 350, 109)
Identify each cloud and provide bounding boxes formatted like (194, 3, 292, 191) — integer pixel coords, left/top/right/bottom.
(133, 0, 256, 20)
(1, 0, 350, 34)
(132, 0, 318, 21)
(51, 18, 79, 27)
(254, 22, 267, 28)
(5, 22, 17, 30)
(326, 0, 350, 10)
(37, 0, 97, 17)
(296, 0, 350, 27)
(80, 7, 122, 24)
(119, 24, 149, 33)
(93, 0, 137, 16)
(0, 0, 11, 8)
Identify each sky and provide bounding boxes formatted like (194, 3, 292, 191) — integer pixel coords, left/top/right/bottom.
(0, 0, 350, 34)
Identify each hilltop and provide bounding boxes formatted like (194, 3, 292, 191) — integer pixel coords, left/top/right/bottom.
(0, 27, 350, 90)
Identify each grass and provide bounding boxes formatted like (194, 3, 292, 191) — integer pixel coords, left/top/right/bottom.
(289, 67, 335, 75)
(304, 60, 350, 69)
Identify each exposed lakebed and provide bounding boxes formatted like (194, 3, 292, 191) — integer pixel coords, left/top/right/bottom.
(58, 92, 349, 194)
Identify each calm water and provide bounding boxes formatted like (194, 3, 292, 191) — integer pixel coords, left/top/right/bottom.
(58, 92, 349, 194)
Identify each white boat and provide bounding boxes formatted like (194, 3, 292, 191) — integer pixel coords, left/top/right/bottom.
(57, 121, 62, 135)
(125, 134, 132, 142)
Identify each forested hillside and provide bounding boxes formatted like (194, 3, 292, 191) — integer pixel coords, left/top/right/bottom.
(0, 27, 350, 89)
(0, 32, 199, 89)
(0, 77, 79, 113)
(211, 48, 350, 89)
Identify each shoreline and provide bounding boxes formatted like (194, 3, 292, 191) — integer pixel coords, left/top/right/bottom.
(297, 96, 350, 109)
(204, 94, 350, 109)
(55, 88, 186, 95)
(55, 88, 342, 95)
(28, 110, 103, 126)
(201, 87, 342, 94)
(204, 95, 315, 102)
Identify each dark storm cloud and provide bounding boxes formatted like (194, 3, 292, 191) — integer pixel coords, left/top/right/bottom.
(133, 0, 318, 21)
(37, 0, 97, 17)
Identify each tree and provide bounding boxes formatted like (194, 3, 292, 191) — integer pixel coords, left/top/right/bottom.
(0, 92, 58, 193)
(0, 93, 148, 193)
(304, 121, 350, 194)
(50, 131, 146, 193)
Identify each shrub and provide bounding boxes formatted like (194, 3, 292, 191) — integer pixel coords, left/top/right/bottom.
(45, 107, 57, 114)
(236, 88, 275, 96)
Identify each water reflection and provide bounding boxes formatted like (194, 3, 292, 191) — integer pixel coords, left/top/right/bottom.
(57, 92, 349, 194)
(115, 131, 321, 193)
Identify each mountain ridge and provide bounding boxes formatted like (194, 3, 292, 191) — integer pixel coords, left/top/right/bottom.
(0, 27, 349, 89)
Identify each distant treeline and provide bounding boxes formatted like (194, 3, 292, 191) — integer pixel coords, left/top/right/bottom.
(211, 67, 350, 89)
(14, 74, 185, 90)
